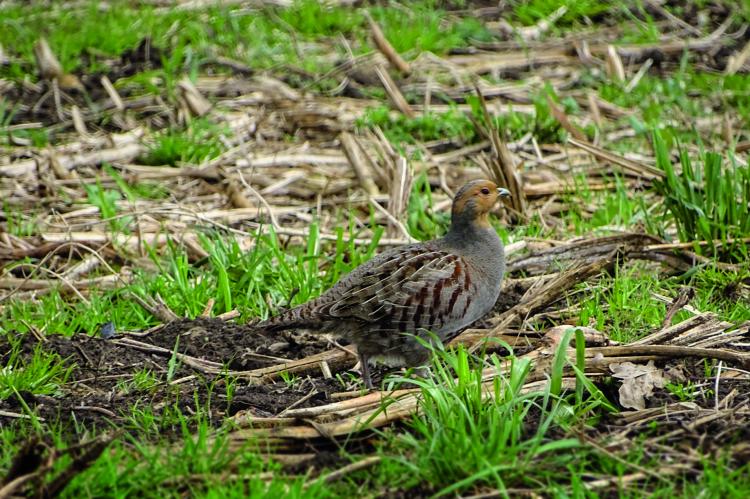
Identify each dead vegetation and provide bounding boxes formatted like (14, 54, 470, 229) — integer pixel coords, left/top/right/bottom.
(2, 0, 750, 495)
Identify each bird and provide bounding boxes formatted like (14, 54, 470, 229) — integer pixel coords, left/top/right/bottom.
(254, 179, 510, 388)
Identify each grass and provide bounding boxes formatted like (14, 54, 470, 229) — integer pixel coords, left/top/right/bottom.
(0, 340, 607, 497)
(140, 119, 230, 167)
(3, 204, 41, 237)
(577, 262, 750, 343)
(652, 130, 750, 260)
(357, 105, 478, 149)
(369, 4, 494, 55)
(564, 174, 649, 234)
(601, 70, 750, 131)
(357, 87, 573, 154)
(512, 0, 615, 27)
(381, 340, 592, 495)
(0, 0, 496, 83)
(4, 0, 750, 496)
(0, 219, 383, 335)
(0, 344, 73, 400)
(18, 420, 325, 497)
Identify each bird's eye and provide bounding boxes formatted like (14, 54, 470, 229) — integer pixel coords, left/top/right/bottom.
(480, 188, 490, 195)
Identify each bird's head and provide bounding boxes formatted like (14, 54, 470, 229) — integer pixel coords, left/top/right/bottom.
(451, 179, 511, 229)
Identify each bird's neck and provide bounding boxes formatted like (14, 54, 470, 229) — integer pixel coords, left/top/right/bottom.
(443, 215, 499, 248)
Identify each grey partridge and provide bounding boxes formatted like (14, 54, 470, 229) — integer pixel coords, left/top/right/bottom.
(255, 179, 510, 388)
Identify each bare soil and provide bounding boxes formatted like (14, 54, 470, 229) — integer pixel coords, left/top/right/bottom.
(0, 319, 346, 431)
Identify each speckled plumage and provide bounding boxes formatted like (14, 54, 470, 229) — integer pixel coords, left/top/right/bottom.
(255, 179, 509, 387)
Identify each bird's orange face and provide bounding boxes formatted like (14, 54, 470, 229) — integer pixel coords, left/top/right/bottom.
(452, 180, 510, 227)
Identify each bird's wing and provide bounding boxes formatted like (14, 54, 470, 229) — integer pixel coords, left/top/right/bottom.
(324, 246, 475, 333)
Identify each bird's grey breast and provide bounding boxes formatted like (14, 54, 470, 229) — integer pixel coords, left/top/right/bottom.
(437, 229, 505, 335)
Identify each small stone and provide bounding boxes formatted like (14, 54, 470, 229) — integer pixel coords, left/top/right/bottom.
(268, 342, 289, 353)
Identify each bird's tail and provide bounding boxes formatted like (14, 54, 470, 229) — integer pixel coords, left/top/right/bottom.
(250, 302, 325, 332)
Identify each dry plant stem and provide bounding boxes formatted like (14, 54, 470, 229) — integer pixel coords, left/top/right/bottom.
(546, 94, 586, 140)
(0, 275, 122, 292)
(365, 12, 410, 75)
(235, 170, 280, 229)
(725, 38, 750, 75)
(340, 132, 380, 197)
(280, 388, 420, 418)
(660, 286, 695, 328)
(644, 237, 750, 251)
(315, 456, 382, 486)
(61, 254, 101, 281)
(100, 75, 124, 110)
(645, 0, 702, 35)
(1, 128, 146, 177)
(567, 138, 664, 179)
(8, 11, 750, 488)
(625, 58, 653, 93)
(229, 378, 581, 442)
(369, 197, 414, 242)
(125, 292, 179, 322)
(277, 388, 319, 417)
(0, 242, 126, 303)
(216, 310, 240, 321)
(506, 233, 662, 274)
(112, 163, 221, 181)
(70, 105, 87, 136)
(497, 5, 567, 41)
(383, 155, 414, 240)
(200, 298, 215, 318)
(587, 92, 604, 129)
(114, 337, 226, 373)
(473, 85, 526, 214)
(229, 318, 749, 442)
(213, 312, 747, 447)
(218, 166, 254, 209)
(177, 78, 212, 117)
(238, 347, 358, 384)
(375, 65, 415, 118)
(583, 435, 668, 483)
(33, 37, 62, 79)
(0, 471, 44, 499)
(634, 312, 714, 345)
(590, 345, 750, 370)
(272, 227, 411, 247)
(605, 45, 626, 82)
(458, 16, 734, 73)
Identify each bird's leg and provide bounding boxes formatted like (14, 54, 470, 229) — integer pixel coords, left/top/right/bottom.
(358, 352, 374, 389)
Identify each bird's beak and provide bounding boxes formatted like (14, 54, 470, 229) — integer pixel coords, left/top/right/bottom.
(497, 187, 511, 198)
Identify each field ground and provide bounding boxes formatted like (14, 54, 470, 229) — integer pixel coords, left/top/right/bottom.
(2, 0, 750, 497)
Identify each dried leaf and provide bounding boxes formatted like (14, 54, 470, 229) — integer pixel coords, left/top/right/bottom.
(610, 360, 670, 410)
(57, 73, 84, 91)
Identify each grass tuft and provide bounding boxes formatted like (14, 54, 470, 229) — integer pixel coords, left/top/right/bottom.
(652, 129, 750, 260)
(0, 344, 73, 400)
(382, 338, 611, 495)
(141, 118, 229, 166)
